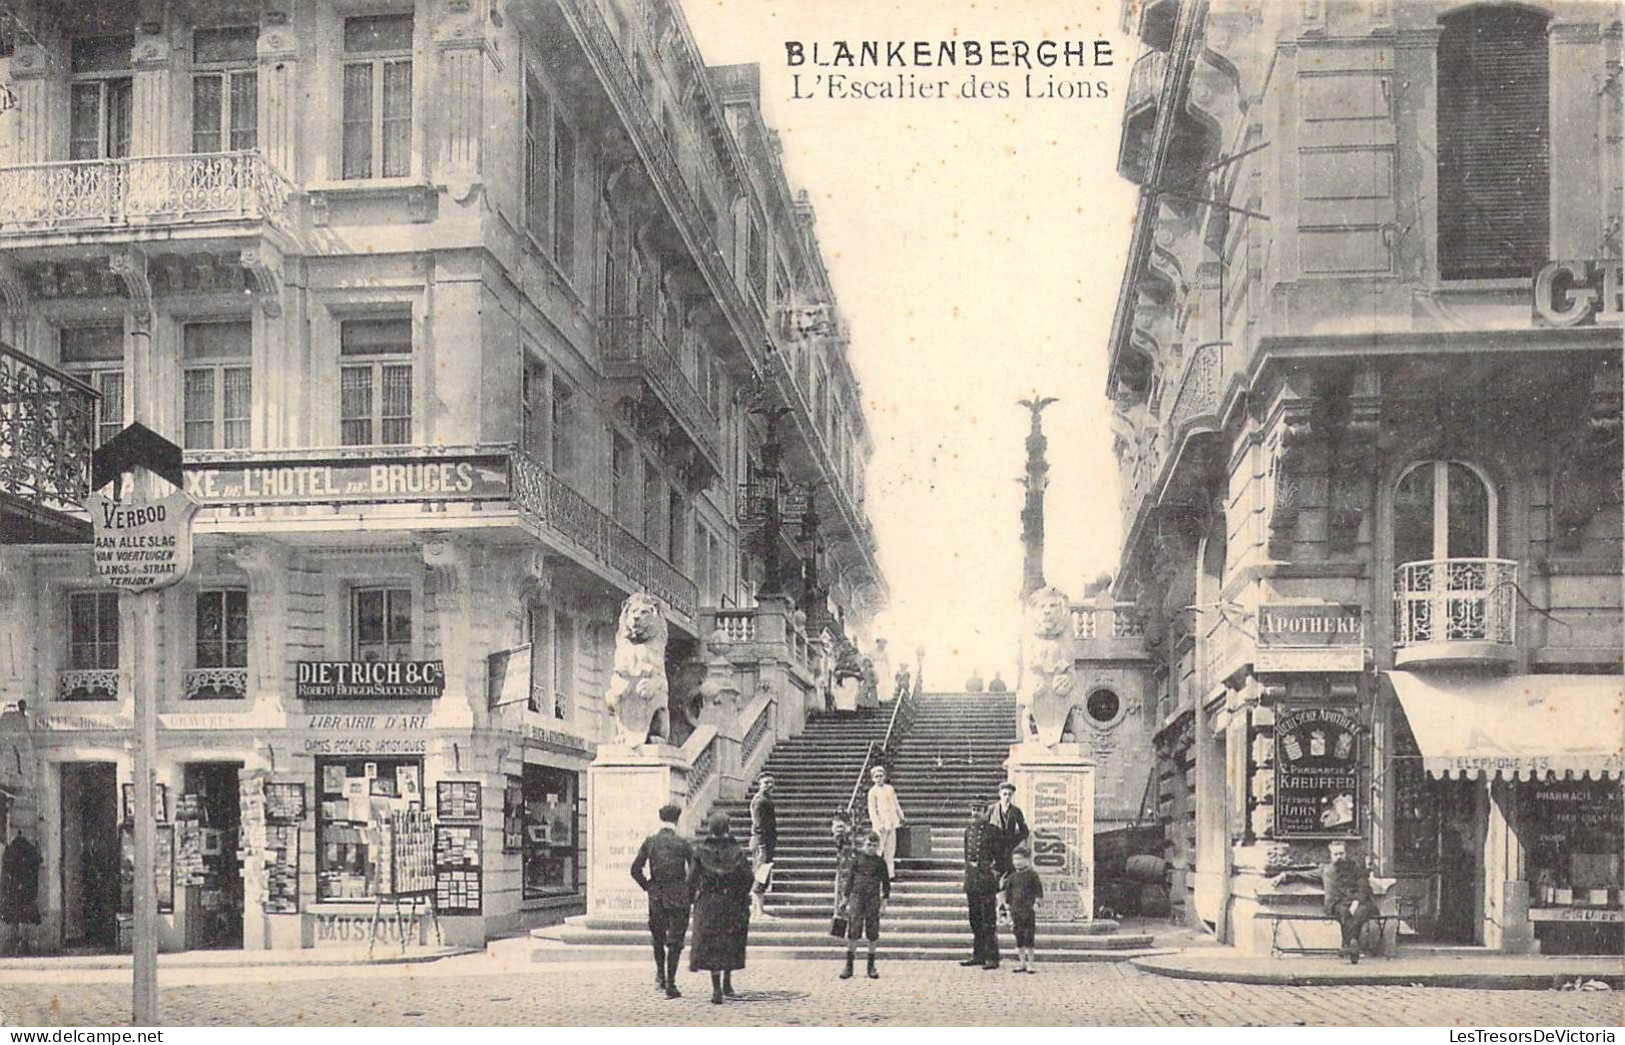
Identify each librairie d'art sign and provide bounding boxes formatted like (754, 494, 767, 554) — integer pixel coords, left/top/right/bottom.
(183, 452, 511, 506)
(296, 661, 445, 700)
(1274, 706, 1362, 840)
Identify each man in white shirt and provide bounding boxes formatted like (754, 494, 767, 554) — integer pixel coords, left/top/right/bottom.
(866, 765, 906, 878)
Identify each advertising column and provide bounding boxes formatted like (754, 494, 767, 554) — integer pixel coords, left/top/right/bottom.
(1006, 742, 1096, 921)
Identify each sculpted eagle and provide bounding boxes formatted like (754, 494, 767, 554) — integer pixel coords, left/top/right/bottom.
(605, 593, 672, 746)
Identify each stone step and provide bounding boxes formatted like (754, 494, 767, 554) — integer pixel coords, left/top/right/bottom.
(525, 942, 1164, 964)
(546, 926, 1153, 951)
(565, 916, 1141, 942)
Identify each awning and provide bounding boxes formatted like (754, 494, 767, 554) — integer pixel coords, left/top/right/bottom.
(1385, 672, 1624, 780)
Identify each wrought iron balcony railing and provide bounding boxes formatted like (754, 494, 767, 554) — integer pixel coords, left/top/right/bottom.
(183, 668, 248, 701)
(600, 315, 721, 468)
(510, 448, 697, 618)
(59, 669, 121, 701)
(1393, 558, 1518, 651)
(1166, 341, 1225, 435)
(0, 152, 296, 236)
(0, 342, 98, 511)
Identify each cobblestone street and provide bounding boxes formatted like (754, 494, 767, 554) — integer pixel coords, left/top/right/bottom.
(0, 957, 1619, 1027)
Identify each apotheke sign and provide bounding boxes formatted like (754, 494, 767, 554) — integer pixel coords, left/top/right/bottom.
(1258, 605, 1363, 647)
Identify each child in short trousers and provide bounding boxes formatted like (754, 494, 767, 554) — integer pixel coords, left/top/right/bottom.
(840, 830, 891, 980)
(1005, 847, 1043, 973)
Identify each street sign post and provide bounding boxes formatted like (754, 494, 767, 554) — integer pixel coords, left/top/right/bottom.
(90, 427, 196, 1027)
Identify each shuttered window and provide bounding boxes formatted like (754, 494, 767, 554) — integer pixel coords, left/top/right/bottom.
(1436, 7, 1549, 280)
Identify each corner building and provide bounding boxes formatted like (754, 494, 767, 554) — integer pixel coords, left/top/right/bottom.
(0, 0, 884, 953)
(1104, 0, 1621, 955)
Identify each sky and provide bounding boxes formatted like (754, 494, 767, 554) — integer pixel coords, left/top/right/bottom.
(682, 1, 1140, 687)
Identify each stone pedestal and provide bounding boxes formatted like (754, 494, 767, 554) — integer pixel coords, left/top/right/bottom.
(587, 746, 688, 920)
(1006, 742, 1096, 921)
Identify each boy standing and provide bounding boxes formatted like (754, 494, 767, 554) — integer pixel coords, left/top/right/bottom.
(629, 804, 694, 997)
(1004, 847, 1044, 974)
(840, 830, 891, 981)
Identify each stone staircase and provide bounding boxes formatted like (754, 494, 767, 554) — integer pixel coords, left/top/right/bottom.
(517, 694, 1159, 962)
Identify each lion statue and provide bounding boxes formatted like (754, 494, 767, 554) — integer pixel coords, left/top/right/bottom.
(606, 593, 672, 746)
(1020, 585, 1077, 747)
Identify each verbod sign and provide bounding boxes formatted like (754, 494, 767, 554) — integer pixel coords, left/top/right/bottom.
(1532, 260, 1623, 327)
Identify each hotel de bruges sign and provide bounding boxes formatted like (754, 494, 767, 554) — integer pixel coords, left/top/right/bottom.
(1254, 604, 1365, 673)
(183, 451, 511, 506)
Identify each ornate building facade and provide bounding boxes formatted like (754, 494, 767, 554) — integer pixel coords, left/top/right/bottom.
(0, 0, 884, 952)
(1105, 0, 1621, 954)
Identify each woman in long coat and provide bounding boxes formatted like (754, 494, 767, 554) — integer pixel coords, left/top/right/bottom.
(688, 812, 753, 1003)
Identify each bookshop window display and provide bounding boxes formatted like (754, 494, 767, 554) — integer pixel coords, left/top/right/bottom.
(522, 765, 579, 900)
(316, 757, 424, 901)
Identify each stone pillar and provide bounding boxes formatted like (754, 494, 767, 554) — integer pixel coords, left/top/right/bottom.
(587, 748, 688, 920)
(6, 44, 60, 164)
(256, 18, 301, 180)
(1547, 21, 1607, 259)
(423, 539, 477, 729)
(1005, 742, 1096, 921)
(129, 32, 174, 157)
(432, 3, 502, 200)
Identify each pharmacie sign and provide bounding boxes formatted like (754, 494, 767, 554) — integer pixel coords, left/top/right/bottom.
(296, 661, 446, 700)
(86, 491, 198, 592)
(184, 452, 511, 506)
(1533, 260, 1622, 327)
(1274, 706, 1362, 840)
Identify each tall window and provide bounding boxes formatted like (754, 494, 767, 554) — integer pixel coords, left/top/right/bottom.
(643, 467, 665, 551)
(611, 434, 636, 525)
(694, 522, 711, 603)
(339, 317, 412, 445)
(68, 591, 119, 670)
(523, 72, 577, 271)
(341, 14, 413, 179)
(551, 380, 575, 475)
(526, 603, 552, 715)
(521, 356, 547, 459)
(69, 37, 132, 160)
(746, 217, 767, 305)
(1436, 7, 1549, 280)
(666, 488, 684, 565)
(1393, 460, 1495, 565)
(353, 587, 411, 663)
(60, 326, 124, 447)
(192, 27, 258, 153)
(196, 588, 249, 671)
(183, 321, 252, 449)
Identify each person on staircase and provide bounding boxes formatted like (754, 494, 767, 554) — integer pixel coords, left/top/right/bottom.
(961, 802, 1002, 970)
(689, 812, 754, 1004)
(865, 765, 907, 879)
(988, 781, 1030, 886)
(629, 803, 694, 999)
(840, 830, 891, 981)
(831, 810, 856, 925)
(987, 671, 1008, 694)
(749, 774, 778, 921)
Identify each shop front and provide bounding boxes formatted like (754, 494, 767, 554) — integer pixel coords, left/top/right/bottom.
(1385, 672, 1624, 954)
(514, 723, 596, 925)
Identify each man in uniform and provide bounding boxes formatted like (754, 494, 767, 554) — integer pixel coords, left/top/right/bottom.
(960, 801, 1002, 970)
(749, 773, 778, 920)
(630, 803, 695, 998)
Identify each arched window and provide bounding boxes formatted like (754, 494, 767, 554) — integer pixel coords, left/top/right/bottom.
(1436, 6, 1550, 279)
(1392, 460, 1495, 565)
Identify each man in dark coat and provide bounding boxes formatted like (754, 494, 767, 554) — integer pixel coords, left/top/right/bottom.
(0, 832, 41, 957)
(960, 803, 1001, 970)
(630, 803, 694, 998)
(1321, 839, 1377, 963)
(987, 781, 1030, 879)
(749, 774, 777, 920)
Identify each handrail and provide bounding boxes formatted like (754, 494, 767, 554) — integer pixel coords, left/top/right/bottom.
(844, 685, 918, 823)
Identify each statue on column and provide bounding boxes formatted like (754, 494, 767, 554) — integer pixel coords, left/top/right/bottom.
(606, 593, 672, 746)
(1019, 586, 1077, 747)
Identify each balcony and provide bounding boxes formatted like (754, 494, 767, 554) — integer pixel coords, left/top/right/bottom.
(600, 315, 722, 478)
(0, 152, 296, 248)
(183, 668, 248, 701)
(58, 669, 121, 702)
(1118, 50, 1167, 183)
(0, 343, 97, 542)
(1393, 558, 1519, 668)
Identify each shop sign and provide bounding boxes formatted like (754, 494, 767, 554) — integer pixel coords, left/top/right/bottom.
(184, 452, 511, 507)
(39, 711, 132, 731)
(297, 712, 431, 755)
(86, 491, 198, 592)
(1533, 260, 1623, 327)
(311, 912, 423, 946)
(1529, 907, 1624, 923)
(1273, 706, 1362, 839)
(1256, 604, 1365, 673)
(296, 661, 445, 700)
(159, 709, 286, 731)
(522, 724, 598, 757)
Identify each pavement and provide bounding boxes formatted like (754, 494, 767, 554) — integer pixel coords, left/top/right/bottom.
(0, 953, 1621, 1026)
(0, 946, 473, 971)
(1133, 949, 1625, 990)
